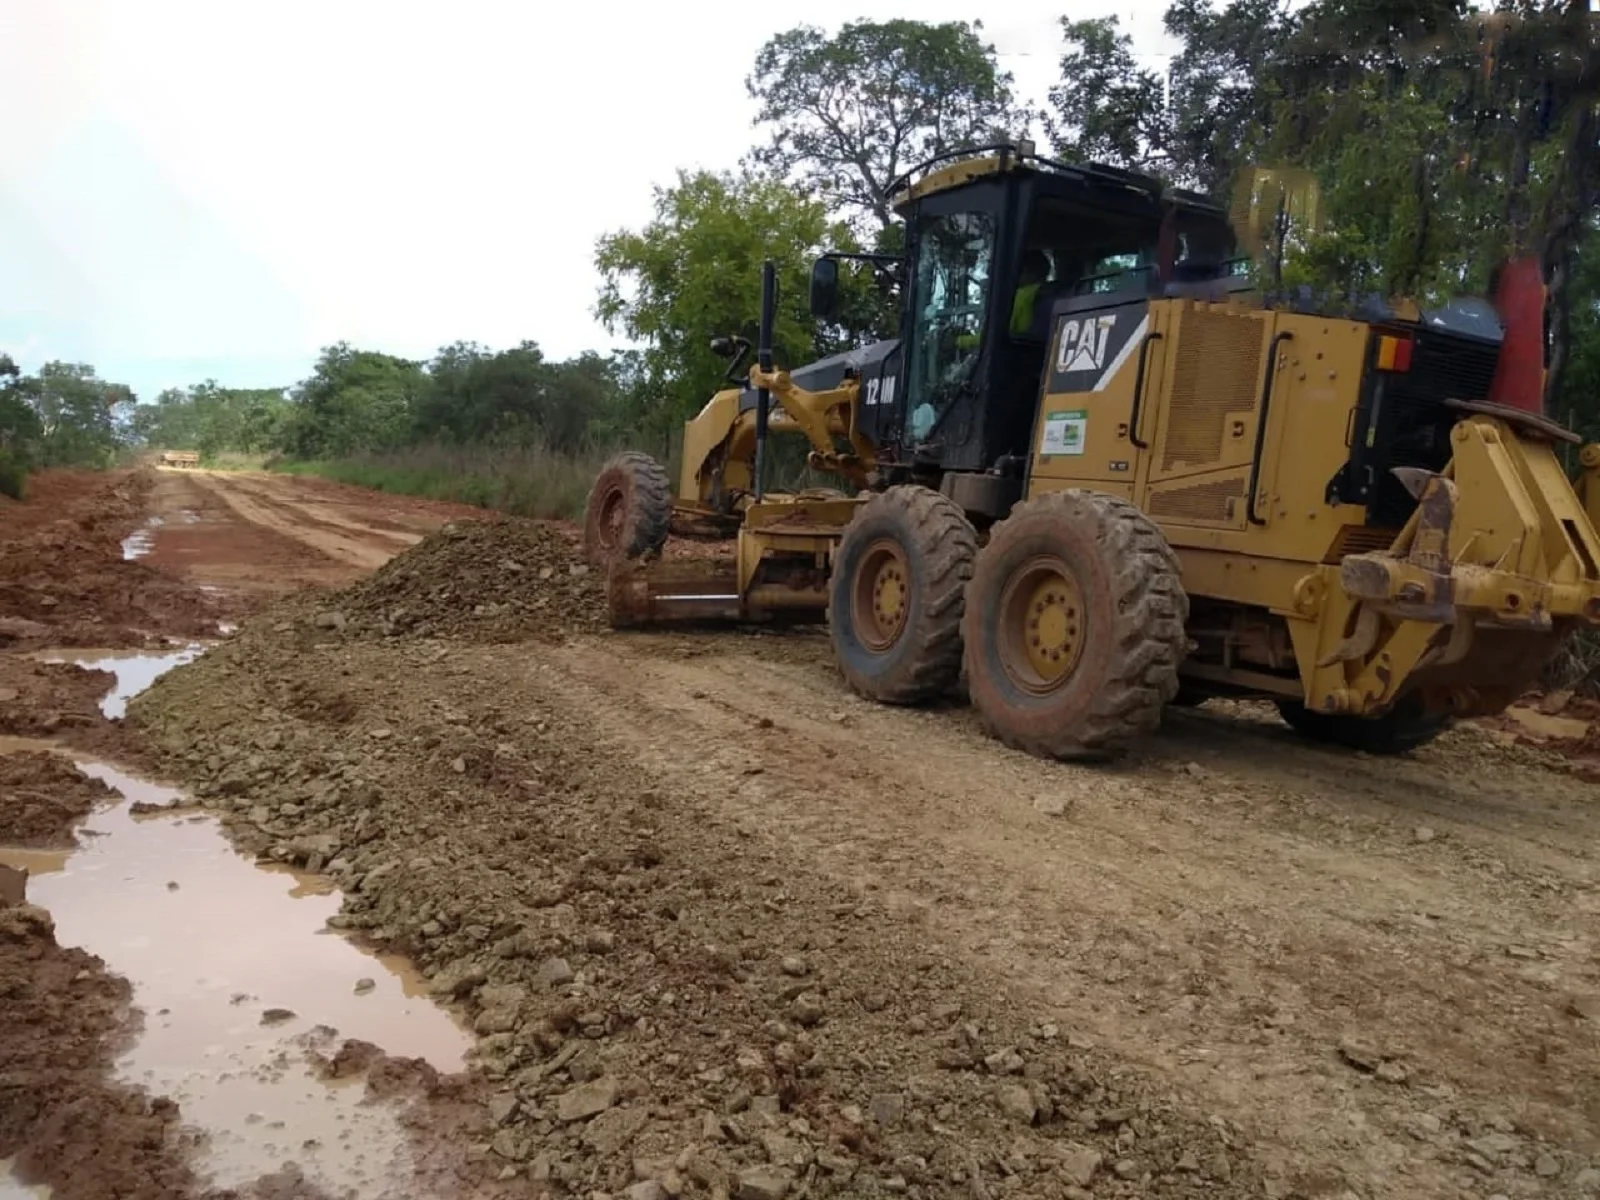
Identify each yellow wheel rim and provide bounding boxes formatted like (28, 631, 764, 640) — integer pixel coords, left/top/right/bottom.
(998, 555, 1086, 694)
(852, 538, 910, 652)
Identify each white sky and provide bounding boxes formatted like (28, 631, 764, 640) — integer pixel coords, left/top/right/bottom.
(0, 0, 1175, 401)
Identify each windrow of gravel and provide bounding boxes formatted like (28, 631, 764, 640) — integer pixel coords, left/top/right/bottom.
(321, 517, 607, 645)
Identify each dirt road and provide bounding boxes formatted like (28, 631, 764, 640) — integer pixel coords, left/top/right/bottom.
(138, 468, 480, 594)
(6, 466, 1600, 1200)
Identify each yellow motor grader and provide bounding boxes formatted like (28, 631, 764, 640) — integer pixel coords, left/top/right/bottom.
(585, 144, 1600, 759)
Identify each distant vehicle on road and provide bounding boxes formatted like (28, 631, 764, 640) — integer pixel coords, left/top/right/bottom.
(159, 451, 200, 469)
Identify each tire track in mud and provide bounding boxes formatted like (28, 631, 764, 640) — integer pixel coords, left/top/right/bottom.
(512, 632, 1600, 1197)
(183, 473, 417, 573)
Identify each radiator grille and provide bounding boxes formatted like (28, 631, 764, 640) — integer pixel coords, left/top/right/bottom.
(1322, 523, 1400, 563)
(1147, 476, 1246, 524)
(1163, 313, 1265, 472)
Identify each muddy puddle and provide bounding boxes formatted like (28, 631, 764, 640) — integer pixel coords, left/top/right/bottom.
(0, 648, 471, 1196)
(33, 645, 207, 719)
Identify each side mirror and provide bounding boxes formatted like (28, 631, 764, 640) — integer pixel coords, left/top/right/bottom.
(809, 257, 840, 321)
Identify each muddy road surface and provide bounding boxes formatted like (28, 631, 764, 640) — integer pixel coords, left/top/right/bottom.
(4, 465, 1600, 1200)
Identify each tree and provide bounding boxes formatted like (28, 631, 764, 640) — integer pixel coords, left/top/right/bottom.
(1047, 18, 1170, 173)
(594, 168, 873, 442)
(30, 362, 135, 468)
(276, 343, 426, 460)
(746, 19, 1024, 231)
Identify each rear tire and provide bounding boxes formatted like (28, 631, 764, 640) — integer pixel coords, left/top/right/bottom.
(584, 451, 672, 568)
(828, 485, 976, 704)
(962, 489, 1188, 760)
(1275, 695, 1452, 755)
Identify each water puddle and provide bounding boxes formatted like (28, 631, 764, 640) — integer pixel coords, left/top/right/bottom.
(0, 652, 470, 1195)
(120, 515, 165, 560)
(32, 645, 206, 718)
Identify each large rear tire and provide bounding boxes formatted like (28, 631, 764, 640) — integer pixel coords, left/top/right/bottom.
(1275, 695, 1452, 755)
(828, 485, 977, 704)
(584, 451, 672, 568)
(962, 489, 1188, 760)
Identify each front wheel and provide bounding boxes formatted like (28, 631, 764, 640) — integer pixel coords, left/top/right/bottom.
(962, 489, 1189, 761)
(1275, 695, 1452, 755)
(828, 485, 977, 704)
(583, 451, 672, 568)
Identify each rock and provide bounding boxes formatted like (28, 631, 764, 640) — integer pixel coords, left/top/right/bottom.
(1573, 1166, 1600, 1189)
(1337, 1038, 1381, 1072)
(984, 1047, 1024, 1074)
(626, 1184, 668, 1200)
(539, 957, 575, 987)
(779, 955, 808, 977)
(1032, 794, 1069, 816)
(1535, 1152, 1561, 1178)
(487, 1093, 519, 1126)
(760, 1132, 806, 1167)
(1113, 1159, 1140, 1180)
(1375, 1061, 1410, 1084)
(490, 1129, 528, 1161)
(994, 1083, 1037, 1125)
(1058, 1145, 1102, 1188)
(0, 864, 26, 907)
(1567, 994, 1600, 1021)
(353, 977, 376, 994)
(260, 1007, 296, 1025)
(789, 993, 824, 1027)
(1467, 1132, 1519, 1159)
(735, 1166, 793, 1200)
(1506, 944, 1541, 960)
(1413, 825, 1436, 843)
(312, 610, 347, 632)
(869, 1093, 905, 1127)
(582, 1106, 648, 1157)
(586, 929, 617, 954)
(475, 1007, 519, 1035)
(557, 1075, 620, 1122)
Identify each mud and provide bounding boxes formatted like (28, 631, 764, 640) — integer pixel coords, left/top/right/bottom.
(0, 470, 226, 650)
(0, 751, 118, 845)
(37, 646, 208, 719)
(1, 754, 473, 1197)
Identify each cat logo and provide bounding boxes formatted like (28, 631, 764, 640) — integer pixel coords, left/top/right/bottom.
(1056, 315, 1118, 373)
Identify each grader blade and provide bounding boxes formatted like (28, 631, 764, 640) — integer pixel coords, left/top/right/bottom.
(605, 559, 747, 627)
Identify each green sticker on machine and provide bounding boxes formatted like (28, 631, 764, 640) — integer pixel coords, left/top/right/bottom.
(1040, 409, 1087, 457)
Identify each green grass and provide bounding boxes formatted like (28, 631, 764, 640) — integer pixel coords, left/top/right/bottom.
(270, 442, 623, 520)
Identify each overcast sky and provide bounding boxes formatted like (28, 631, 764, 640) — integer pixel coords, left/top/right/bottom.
(0, 1, 1176, 402)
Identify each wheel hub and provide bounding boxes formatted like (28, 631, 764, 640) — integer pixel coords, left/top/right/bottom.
(853, 539, 911, 652)
(999, 555, 1085, 694)
(597, 487, 626, 549)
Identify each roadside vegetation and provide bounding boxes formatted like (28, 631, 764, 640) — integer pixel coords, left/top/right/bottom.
(6, 5, 1600, 516)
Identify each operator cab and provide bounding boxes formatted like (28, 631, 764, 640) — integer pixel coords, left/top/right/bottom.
(812, 144, 1241, 500)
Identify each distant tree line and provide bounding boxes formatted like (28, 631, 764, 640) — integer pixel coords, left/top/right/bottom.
(6, 2, 1599, 503)
(0, 354, 138, 497)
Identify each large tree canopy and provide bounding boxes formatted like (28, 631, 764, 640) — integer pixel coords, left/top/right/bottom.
(746, 19, 1024, 231)
(594, 168, 874, 442)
